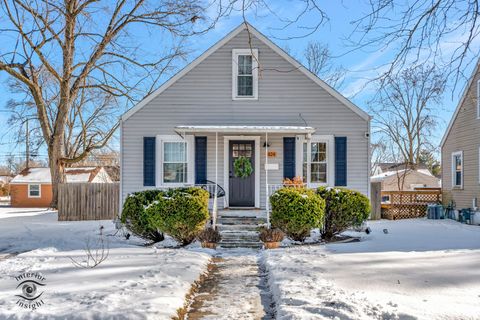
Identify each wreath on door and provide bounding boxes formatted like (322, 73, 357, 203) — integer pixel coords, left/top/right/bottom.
(233, 156, 253, 179)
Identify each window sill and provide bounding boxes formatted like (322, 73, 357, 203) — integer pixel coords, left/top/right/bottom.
(232, 97, 258, 101)
(452, 186, 463, 190)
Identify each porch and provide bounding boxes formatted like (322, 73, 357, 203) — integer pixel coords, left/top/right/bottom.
(173, 125, 316, 229)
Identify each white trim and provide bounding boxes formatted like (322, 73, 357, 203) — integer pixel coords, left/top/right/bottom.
(295, 135, 334, 187)
(441, 58, 480, 146)
(28, 183, 41, 198)
(232, 49, 259, 100)
(477, 79, 480, 119)
(451, 150, 463, 189)
(156, 134, 194, 187)
(478, 146, 480, 185)
(223, 136, 261, 208)
(119, 121, 123, 216)
(121, 22, 370, 122)
(175, 125, 315, 134)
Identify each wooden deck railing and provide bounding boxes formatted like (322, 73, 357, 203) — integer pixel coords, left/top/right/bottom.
(381, 188, 442, 220)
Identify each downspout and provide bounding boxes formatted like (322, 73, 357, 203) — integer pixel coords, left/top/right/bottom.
(265, 131, 270, 228)
(117, 118, 123, 227)
(213, 131, 218, 229)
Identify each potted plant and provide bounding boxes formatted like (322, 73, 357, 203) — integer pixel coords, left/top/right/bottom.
(259, 227, 284, 249)
(197, 227, 221, 249)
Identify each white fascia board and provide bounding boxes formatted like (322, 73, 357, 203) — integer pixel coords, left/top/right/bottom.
(440, 58, 480, 147)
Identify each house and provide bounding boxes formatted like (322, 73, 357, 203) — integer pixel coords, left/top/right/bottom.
(441, 58, 480, 210)
(10, 167, 113, 207)
(371, 163, 441, 191)
(120, 23, 371, 213)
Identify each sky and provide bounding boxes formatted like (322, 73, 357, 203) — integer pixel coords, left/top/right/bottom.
(0, 0, 477, 165)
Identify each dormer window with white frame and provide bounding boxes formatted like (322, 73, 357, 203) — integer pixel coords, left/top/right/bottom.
(232, 49, 258, 100)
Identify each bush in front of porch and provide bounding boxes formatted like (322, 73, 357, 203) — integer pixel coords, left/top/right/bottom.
(121, 189, 165, 243)
(317, 187, 370, 241)
(145, 187, 210, 246)
(270, 187, 325, 241)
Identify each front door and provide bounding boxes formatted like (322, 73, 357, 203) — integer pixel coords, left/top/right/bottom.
(229, 140, 255, 207)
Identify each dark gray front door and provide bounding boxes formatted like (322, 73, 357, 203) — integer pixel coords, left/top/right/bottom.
(229, 140, 255, 207)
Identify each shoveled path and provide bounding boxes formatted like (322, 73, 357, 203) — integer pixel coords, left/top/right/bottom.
(187, 249, 274, 319)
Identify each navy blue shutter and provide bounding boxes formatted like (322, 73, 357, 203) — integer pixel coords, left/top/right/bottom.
(335, 137, 347, 186)
(195, 137, 207, 184)
(143, 137, 156, 186)
(283, 137, 296, 179)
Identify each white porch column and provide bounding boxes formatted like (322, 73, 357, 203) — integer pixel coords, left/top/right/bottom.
(265, 131, 270, 228)
(213, 131, 218, 229)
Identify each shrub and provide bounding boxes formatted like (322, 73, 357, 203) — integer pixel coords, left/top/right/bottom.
(316, 187, 371, 241)
(270, 187, 325, 241)
(259, 227, 284, 243)
(146, 187, 210, 246)
(121, 189, 165, 243)
(197, 227, 222, 243)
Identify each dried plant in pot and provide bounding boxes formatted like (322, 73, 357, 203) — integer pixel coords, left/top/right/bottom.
(259, 227, 284, 249)
(197, 227, 222, 249)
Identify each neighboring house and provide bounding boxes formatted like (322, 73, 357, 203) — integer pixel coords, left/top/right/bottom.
(120, 23, 371, 211)
(441, 58, 480, 210)
(371, 166, 441, 192)
(10, 167, 113, 207)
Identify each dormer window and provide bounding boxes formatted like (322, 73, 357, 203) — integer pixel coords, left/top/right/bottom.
(232, 49, 258, 100)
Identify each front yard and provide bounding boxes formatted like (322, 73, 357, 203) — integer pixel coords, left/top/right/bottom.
(1, 206, 480, 319)
(263, 219, 480, 319)
(0, 207, 212, 319)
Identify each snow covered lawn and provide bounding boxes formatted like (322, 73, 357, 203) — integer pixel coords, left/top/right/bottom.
(263, 219, 480, 320)
(0, 208, 211, 319)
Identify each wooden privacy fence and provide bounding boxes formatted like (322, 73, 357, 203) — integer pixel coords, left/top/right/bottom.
(58, 183, 119, 221)
(381, 188, 442, 220)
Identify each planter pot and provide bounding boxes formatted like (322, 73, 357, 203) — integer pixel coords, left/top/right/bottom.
(264, 241, 281, 249)
(201, 242, 217, 249)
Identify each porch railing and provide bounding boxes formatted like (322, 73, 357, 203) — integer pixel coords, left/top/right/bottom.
(267, 183, 309, 197)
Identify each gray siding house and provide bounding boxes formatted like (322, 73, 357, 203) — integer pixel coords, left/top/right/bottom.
(120, 23, 371, 214)
(441, 59, 480, 210)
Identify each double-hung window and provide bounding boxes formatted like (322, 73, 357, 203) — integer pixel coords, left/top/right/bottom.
(163, 142, 187, 184)
(28, 184, 41, 198)
(452, 151, 463, 188)
(303, 142, 327, 183)
(232, 49, 258, 100)
(158, 135, 193, 185)
(297, 135, 333, 186)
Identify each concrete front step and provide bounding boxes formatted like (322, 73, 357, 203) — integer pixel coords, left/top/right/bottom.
(217, 224, 261, 231)
(219, 242, 263, 249)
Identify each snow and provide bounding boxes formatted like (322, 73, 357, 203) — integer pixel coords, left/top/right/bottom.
(10, 167, 109, 184)
(0, 208, 211, 319)
(263, 219, 480, 320)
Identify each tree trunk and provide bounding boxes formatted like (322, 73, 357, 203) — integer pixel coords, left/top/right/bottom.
(49, 139, 65, 209)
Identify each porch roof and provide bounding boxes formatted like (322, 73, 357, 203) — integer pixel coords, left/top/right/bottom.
(174, 125, 316, 134)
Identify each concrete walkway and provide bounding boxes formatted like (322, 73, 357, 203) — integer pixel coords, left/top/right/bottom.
(187, 249, 274, 319)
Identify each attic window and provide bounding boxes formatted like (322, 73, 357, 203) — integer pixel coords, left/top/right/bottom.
(232, 49, 258, 100)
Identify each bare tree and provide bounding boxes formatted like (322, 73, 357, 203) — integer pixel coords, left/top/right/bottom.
(352, 0, 480, 86)
(369, 65, 446, 168)
(304, 41, 345, 88)
(0, 1, 214, 207)
(370, 141, 388, 176)
(0, 0, 330, 207)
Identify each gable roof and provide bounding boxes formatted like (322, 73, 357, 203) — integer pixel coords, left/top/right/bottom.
(440, 58, 480, 147)
(10, 167, 112, 184)
(121, 22, 370, 122)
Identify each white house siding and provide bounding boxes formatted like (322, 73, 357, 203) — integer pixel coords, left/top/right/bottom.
(441, 64, 480, 209)
(121, 29, 369, 207)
